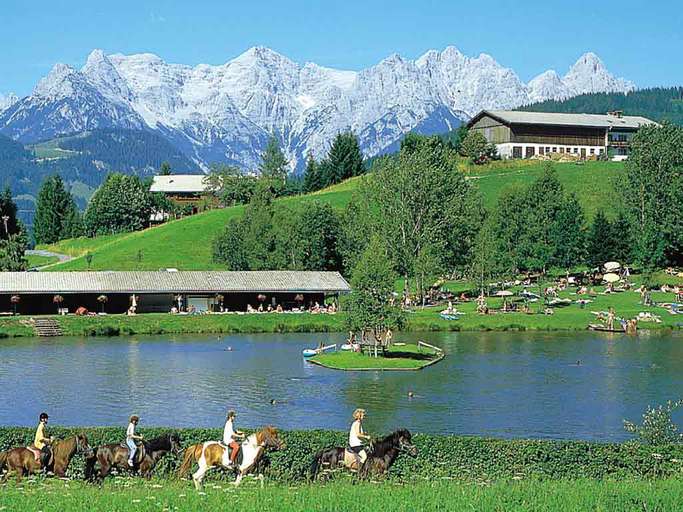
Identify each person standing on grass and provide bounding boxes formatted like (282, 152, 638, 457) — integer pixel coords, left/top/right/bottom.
(126, 415, 143, 467)
(349, 408, 371, 469)
(607, 307, 616, 331)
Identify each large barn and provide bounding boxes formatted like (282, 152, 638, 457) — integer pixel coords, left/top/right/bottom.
(0, 271, 350, 315)
(467, 110, 657, 161)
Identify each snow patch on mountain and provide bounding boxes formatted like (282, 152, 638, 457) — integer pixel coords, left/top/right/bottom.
(0, 92, 18, 114)
(0, 47, 636, 170)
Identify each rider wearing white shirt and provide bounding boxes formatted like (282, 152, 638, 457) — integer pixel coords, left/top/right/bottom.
(223, 410, 244, 465)
(348, 408, 370, 467)
(126, 415, 143, 467)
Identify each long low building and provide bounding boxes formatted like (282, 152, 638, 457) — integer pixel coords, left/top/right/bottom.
(467, 110, 657, 161)
(0, 271, 351, 315)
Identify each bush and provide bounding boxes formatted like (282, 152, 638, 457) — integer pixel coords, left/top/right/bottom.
(2, 427, 682, 482)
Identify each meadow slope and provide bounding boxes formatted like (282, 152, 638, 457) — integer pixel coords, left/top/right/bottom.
(40, 162, 624, 271)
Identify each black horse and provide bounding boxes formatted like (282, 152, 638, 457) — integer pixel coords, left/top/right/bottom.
(85, 432, 182, 481)
(310, 429, 417, 480)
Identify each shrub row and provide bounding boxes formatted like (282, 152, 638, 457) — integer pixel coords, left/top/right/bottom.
(2, 427, 683, 482)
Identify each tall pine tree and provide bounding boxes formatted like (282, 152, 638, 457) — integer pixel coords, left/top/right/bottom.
(34, 175, 82, 245)
(259, 134, 289, 184)
(302, 152, 323, 192)
(320, 132, 364, 187)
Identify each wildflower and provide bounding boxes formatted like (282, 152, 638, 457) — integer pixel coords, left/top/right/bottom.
(653, 453, 663, 460)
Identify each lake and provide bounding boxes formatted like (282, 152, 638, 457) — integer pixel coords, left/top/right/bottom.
(1, 331, 682, 441)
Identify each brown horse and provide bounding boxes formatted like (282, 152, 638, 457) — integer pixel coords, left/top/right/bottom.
(0, 434, 93, 483)
(178, 426, 284, 488)
(85, 433, 182, 481)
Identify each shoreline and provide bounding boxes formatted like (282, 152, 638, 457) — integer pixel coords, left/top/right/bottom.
(0, 310, 681, 339)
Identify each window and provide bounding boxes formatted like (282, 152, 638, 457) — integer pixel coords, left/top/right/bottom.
(525, 146, 535, 159)
(539, 146, 545, 155)
(512, 146, 523, 159)
(560, 147, 565, 153)
(573, 148, 578, 154)
(590, 148, 595, 155)
(552, 147, 557, 153)
(546, 147, 551, 153)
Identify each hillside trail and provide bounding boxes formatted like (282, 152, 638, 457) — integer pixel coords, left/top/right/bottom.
(25, 249, 74, 269)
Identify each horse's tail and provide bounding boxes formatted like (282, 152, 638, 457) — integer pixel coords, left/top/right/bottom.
(0, 450, 7, 474)
(309, 449, 325, 481)
(177, 443, 202, 478)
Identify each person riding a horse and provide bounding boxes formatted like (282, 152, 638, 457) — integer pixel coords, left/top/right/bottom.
(222, 410, 245, 466)
(126, 415, 144, 467)
(29, 412, 53, 469)
(349, 408, 371, 468)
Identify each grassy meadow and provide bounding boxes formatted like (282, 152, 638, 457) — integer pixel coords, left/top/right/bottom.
(310, 343, 442, 370)
(3, 478, 683, 512)
(25, 253, 59, 268)
(37, 161, 623, 272)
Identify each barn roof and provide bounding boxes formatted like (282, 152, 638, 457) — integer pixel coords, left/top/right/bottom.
(0, 271, 351, 294)
(150, 175, 210, 193)
(468, 110, 657, 130)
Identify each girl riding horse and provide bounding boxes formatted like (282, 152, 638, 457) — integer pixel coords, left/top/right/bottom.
(178, 426, 284, 489)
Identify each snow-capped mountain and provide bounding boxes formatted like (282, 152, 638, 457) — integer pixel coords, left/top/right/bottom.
(0, 47, 636, 171)
(0, 92, 18, 114)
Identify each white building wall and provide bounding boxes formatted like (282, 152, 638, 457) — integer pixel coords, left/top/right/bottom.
(495, 143, 607, 160)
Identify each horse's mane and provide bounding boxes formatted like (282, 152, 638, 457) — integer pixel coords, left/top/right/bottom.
(368, 429, 411, 457)
(144, 433, 175, 452)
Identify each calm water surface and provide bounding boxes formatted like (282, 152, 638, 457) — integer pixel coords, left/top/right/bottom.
(1, 331, 682, 441)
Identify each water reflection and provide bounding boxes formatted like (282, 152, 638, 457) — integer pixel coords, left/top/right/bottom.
(0, 330, 682, 441)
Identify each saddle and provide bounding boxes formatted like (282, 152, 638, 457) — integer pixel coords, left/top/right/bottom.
(27, 445, 52, 468)
(343, 448, 367, 470)
(120, 441, 144, 464)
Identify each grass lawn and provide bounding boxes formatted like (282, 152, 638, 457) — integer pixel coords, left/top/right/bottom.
(467, 160, 624, 219)
(2, 477, 683, 512)
(0, 278, 680, 339)
(25, 254, 59, 268)
(39, 161, 624, 272)
(310, 343, 443, 370)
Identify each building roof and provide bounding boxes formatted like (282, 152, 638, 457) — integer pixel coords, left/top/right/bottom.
(0, 271, 351, 294)
(469, 110, 657, 130)
(150, 175, 210, 193)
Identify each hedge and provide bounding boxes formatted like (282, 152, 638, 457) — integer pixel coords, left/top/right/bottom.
(2, 427, 683, 482)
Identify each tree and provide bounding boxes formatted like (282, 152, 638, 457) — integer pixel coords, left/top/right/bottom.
(468, 218, 510, 293)
(490, 165, 587, 273)
(622, 123, 683, 267)
(206, 164, 258, 207)
(366, 140, 483, 294)
(586, 210, 615, 267)
(302, 152, 323, 193)
(0, 232, 27, 271)
(551, 192, 586, 268)
(320, 132, 364, 187)
(343, 238, 404, 355)
(84, 173, 153, 236)
(159, 162, 172, 175)
(259, 134, 289, 184)
(33, 175, 82, 244)
(459, 130, 497, 164)
(0, 187, 20, 240)
(610, 211, 633, 264)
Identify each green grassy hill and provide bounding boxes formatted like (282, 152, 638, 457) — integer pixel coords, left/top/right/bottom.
(41, 161, 624, 271)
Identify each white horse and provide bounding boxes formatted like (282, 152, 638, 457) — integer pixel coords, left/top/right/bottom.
(178, 426, 283, 489)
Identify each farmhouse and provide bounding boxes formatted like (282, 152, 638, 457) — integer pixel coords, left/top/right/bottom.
(0, 271, 350, 315)
(467, 110, 657, 161)
(150, 174, 213, 215)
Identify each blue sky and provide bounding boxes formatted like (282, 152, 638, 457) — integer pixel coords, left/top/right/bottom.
(1, 0, 681, 96)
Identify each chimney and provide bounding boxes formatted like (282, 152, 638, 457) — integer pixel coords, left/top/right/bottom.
(607, 110, 624, 118)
